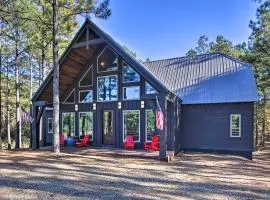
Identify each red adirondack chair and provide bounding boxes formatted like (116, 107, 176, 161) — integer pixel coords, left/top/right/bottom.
(76, 134, 90, 147)
(60, 134, 65, 148)
(124, 135, 135, 150)
(144, 135, 159, 151)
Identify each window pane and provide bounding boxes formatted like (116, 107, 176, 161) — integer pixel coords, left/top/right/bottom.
(123, 62, 140, 82)
(145, 82, 157, 94)
(97, 76, 118, 101)
(64, 89, 75, 103)
(48, 118, 53, 134)
(79, 90, 93, 103)
(146, 110, 156, 141)
(123, 111, 140, 142)
(79, 66, 93, 87)
(62, 113, 75, 137)
(230, 114, 241, 137)
(123, 86, 140, 100)
(79, 112, 94, 141)
(231, 115, 240, 128)
(98, 47, 118, 72)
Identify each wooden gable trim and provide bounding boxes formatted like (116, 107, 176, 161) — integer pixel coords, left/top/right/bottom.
(72, 38, 105, 49)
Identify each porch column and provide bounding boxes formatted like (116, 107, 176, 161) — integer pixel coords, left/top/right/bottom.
(31, 101, 46, 149)
(31, 103, 37, 149)
(158, 96, 167, 159)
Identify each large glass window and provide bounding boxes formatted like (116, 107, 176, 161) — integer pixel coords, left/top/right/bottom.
(97, 75, 118, 101)
(79, 65, 93, 87)
(79, 112, 94, 141)
(145, 82, 157, 94)
(79, 90, 93, 103)
(123, 110, 140, 142)
(62, 112, 75, 137)
(64, 89, 75, 104)
(146, 110, 156, 142)
(230, 114, 241, 137)
(123, 86, 140, 100)
(48, 118, 53, 134)
(123, 62, 140, 83)
(97, 46, 118, 72)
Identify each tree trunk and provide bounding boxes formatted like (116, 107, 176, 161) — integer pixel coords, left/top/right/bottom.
(0, 45, 2, 148)
(30, 55, 33, 101)
(52, 0, 60, 154)
(6, 59, 11, 149)
(255, 103, 259, 149)
(261, 91, 267, 147)
(15, 40, 21, 149)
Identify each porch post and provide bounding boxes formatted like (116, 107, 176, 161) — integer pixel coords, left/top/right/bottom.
(158, 96, 167, 159)
(31, 103, 37, 149)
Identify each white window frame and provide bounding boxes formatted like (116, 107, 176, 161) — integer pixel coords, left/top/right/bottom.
(79, 112, 94, 141)
(123, 110, 140, 142)
(79, 90, 93, 103)
(62, 112, 76, 137)
(122, 86, 140, 100)
(145, 109, 156, 142)
(230, 114, 241, 138)
(122, 61, 140, 83)
(97, 75, 118, 102)
(47, 118, 53, 134)
(79, 65, 93, 87)
(97, 46, 118, 73)
(63, 89, 75, 104)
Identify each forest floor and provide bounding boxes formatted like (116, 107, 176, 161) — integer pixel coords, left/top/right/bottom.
(0, 148, 269, 200)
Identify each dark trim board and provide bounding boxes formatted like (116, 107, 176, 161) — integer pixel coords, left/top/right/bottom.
(181, 148, 253, 160)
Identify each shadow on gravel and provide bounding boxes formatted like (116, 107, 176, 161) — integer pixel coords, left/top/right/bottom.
(0, 149, 269, 199)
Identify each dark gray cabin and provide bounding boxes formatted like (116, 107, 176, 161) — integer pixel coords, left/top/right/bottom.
(31, 18, 258, 159)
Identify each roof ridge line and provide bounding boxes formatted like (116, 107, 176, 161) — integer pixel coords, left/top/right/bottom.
(143, 53, 220, 64)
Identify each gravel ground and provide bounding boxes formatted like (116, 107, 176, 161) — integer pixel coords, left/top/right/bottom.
(0, 149, 269, 200)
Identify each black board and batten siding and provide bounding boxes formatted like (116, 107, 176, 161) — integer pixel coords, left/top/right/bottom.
(46, 46, 172, 149)
(179, 103, 254, 158)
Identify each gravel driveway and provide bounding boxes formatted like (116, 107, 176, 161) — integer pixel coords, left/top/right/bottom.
(0, 149, 269, 200)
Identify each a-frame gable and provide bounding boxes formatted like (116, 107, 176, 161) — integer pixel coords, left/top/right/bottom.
(32, 18, 170, 103)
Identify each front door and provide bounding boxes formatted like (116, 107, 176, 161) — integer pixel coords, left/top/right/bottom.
(102, 110, 114, 145)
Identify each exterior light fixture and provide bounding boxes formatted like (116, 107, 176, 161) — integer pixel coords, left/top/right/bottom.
(93, 103, 96, 110)
(118, 101, 122, 109)
(141, 101, 145, 108)
(75, 104, 78, 111)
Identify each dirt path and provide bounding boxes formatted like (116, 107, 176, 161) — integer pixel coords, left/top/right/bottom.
(0, 149, 269, 200)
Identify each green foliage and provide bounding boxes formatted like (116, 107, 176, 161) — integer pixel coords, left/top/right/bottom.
(123, 45, 137, 58)
(0, 0, 111, 149)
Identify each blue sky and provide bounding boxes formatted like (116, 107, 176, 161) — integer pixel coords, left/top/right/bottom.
(80, 0, 258, 61)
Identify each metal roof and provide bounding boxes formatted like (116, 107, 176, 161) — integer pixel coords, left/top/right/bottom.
(144, 53, 258, 104)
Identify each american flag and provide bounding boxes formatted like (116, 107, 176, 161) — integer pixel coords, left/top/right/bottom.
(156, 96, 164, 130)
(21, 108, 34, 123)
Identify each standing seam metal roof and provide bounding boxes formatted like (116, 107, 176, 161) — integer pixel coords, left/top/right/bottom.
(143, 53, 258, 104)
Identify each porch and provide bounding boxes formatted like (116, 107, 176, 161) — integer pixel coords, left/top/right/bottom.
(40, 146, 175, 161)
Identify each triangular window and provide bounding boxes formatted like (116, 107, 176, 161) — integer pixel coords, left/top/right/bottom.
(145, 82, 157, 94)
(64, 89, 75, 104)
(123, 62, 140, 83)
(97, 46, 118, 72)
(79, 65, 93, 87)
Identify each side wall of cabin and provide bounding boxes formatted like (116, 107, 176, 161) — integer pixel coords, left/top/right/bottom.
(178, 102, 254, 158)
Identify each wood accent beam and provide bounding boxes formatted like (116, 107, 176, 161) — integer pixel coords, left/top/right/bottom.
(72, 38, 104, 49)
(69, 54, 86, 66)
